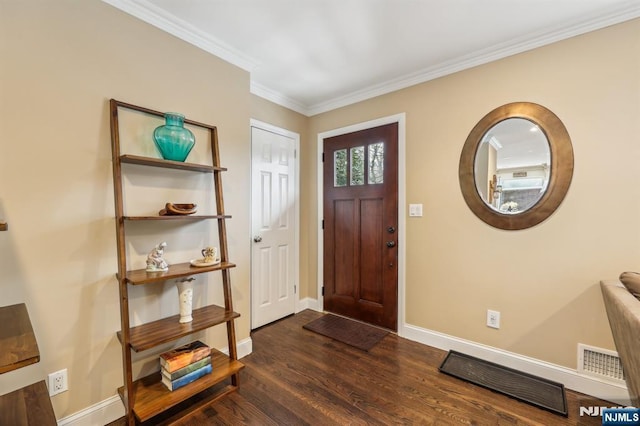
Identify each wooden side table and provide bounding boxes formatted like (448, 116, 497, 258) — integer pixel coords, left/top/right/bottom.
(0, 304, 56, 425)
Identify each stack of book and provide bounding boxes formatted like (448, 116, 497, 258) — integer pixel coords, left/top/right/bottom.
(160, 340, 212, 391)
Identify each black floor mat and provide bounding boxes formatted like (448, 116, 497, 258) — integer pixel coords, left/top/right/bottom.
(303, 314, 388, 351)
(439, 350, 568, 416)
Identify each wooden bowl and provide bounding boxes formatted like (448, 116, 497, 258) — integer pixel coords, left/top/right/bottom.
(159, 203, 197, 216)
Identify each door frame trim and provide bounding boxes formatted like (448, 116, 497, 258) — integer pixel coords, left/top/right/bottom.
(316, 113, 407, 336)
(250, 119, 302, 323)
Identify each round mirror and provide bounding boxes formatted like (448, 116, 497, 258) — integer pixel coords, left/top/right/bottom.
(475, 118, 550, 214)
(459, 102, 573, 230)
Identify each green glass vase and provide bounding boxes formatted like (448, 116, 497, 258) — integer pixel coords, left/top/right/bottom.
(153, 112, 195, 162)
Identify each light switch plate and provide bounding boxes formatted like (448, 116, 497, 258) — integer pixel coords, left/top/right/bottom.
(409, 204, 423, 217)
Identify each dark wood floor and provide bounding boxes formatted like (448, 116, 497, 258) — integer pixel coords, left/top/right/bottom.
(110, 309, 612, 425)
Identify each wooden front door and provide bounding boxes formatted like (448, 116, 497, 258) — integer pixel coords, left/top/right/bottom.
(323, 123, 398, 331)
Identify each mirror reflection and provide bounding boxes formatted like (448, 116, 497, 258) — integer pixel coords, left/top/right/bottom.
(474, 118, 550, 214)
(459, 102, 573, 230)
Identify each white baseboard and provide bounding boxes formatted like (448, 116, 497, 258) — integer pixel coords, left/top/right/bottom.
(401, 323, 631, 406)
(58, 337, 253, 426)
(57, 394, 124, 426)
(297, 297, 322, 312)
(230, 336, 253, 360)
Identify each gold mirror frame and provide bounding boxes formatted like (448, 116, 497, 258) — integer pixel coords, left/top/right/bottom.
(459, 102, 574, 230)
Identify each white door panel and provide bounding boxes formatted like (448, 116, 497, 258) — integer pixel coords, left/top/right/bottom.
(251, 125, 298, 329)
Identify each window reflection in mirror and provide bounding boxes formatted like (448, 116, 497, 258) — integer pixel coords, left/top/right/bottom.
(474, 118, 551, 214)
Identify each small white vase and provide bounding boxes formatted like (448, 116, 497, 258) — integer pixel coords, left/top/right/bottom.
(176, 278, 194, 323)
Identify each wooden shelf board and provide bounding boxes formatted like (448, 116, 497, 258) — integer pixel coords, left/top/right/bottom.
(0, 221, 7, 231)
(123, 215, 231, 221)
(118, 348, 243, 422)
(0, 304, 40, 374)
(120, 154, 227, 173)
(123, 262, 236, 285)
(0, 380, 56, 425)
(117, 305, 240, 352)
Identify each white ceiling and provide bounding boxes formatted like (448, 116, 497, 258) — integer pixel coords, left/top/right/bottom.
(487, 118, 549, 171)
(104, 0, 640, 116)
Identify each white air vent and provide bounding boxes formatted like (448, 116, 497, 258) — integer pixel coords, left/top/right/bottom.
(578, 343, 625, 383)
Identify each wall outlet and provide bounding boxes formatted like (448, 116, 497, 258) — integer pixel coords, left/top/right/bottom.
(487, 310, 501, 329)
(48, 368, 68, 396)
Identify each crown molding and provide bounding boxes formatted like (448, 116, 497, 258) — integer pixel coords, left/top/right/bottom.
(305, 0, 640, 116)
(103, 0, 640, 117)
(101, 0, 258, 72)
(250, 81, 310, 116)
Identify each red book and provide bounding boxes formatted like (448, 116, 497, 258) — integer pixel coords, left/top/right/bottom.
(159, 341, 211, 373)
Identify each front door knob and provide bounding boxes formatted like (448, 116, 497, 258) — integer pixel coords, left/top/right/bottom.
(386, 241, 396, 248)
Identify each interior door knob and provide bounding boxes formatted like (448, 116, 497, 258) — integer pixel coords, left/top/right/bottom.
(253, 236, 262, 243)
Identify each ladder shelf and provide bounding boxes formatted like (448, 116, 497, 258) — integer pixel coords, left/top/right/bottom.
(109, 99, 242, 424)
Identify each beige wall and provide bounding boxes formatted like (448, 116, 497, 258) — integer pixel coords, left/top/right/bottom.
(1, 1, 251, 418)
(307, 19, 640, 369)
(2, 0, 639, 420)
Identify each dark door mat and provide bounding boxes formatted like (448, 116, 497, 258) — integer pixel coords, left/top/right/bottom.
(439, 350, 568, 417)
(303, 314, 388, 351)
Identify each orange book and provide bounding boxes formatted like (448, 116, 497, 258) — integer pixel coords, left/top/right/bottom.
(159, 341, 211, 373)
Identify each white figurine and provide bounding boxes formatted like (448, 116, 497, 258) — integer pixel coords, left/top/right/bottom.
(146, 241, 169, 272)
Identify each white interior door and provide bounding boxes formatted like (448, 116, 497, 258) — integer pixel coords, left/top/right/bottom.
(251, 123, 298, 329)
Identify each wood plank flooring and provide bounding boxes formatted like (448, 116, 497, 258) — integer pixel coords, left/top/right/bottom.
(109, 309, 614, 425)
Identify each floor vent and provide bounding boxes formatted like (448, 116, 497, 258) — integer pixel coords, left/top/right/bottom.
(578, 343, 625, 382)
